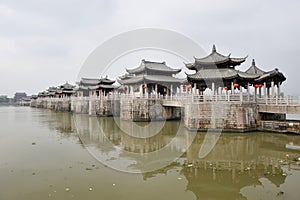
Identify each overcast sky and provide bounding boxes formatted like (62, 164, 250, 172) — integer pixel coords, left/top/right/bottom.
(0, 0, 299, 97)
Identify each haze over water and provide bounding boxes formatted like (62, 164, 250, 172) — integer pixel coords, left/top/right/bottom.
(1, 106, 300, 200)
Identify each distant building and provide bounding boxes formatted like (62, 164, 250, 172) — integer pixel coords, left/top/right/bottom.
(0, 95, 10, 103)
(14, 92, 27, 102)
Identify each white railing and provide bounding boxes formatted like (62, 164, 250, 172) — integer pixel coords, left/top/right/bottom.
(35, 93, 300, 106)
(257, 96, 300, 106)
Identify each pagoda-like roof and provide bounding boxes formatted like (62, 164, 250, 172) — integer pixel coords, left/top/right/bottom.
(186, 45, 247, 70)
(59, 82, 76, 90)
(245, 59, 266, 76)
(118, 73, 135, 80)
(79, 84, 116, 90)
(79, 77, 115, 85)
(187, 68, 259, 81)
(245, 59, 286, 84)
(255, 68, 286, 83)
(126, 59, 181, 74)
(118, 75, 185, 85)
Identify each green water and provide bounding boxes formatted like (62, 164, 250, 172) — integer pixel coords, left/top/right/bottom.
(1, 106, 300, 200)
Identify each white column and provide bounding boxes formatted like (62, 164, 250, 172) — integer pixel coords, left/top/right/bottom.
(212, 82, 215, 95)
(263, 82, 267, 99)
(231, 82, 234, 95)
(130, 86, 133, 95)
(170, 84, 173, 99)
(140, 84, 143, 96)
(239, 85, 243, 102)
(247, 83, 250, 101)
(271, 81, 275, 97)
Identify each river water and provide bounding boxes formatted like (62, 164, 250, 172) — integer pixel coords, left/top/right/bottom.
(1, 106, 300, 200)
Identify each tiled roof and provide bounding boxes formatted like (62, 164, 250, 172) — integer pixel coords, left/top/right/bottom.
(126, 59, 181, 74)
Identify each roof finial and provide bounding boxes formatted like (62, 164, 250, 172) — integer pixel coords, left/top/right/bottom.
(252, 59, 256, 66)
(212, 45, 216, 53)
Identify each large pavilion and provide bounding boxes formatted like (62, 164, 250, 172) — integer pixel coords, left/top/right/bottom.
(186, 45, 286, 97)
(118, 59, 184, 96)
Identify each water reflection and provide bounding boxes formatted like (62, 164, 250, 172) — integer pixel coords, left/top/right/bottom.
(38, 111, 300, 199)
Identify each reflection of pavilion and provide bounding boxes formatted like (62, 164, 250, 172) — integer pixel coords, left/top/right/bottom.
(40, 113, 300, 199)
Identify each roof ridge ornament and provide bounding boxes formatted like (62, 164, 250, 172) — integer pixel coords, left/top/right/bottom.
(252, 59, 257, 73)
(252, 59, 256, 66)
(212, 44, 216, 53)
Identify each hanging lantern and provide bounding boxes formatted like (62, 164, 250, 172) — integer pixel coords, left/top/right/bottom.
(187, 85, 193, 89)
(233, 83, 239, 88)
(224, 86, 229, 91)
(143, 85, 147, 89)
(254, 84, 263, 89)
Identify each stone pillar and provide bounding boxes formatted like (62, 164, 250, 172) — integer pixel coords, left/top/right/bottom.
(140, 84, 143, 96)
(271, 81, 275, 97)
(130, 86, 133, 95)
(247, 83, 250, 101)
(231, 82, 234, 95)
(239, 85, 243, 102)
(263, 82, 267, 99)
(170, 84, 173, 99)
(212, 82, 215, 95)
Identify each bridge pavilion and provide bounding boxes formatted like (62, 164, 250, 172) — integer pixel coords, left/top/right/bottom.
(77, 77, 116, 97)
(118, 59, 184, 96)
(186, 45, 286, 97)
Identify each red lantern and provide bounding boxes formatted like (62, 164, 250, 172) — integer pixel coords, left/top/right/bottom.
(254, 84, 263, 89)
(143, 85, 147, 89)
(233, 83, 239, 88)
(224, 86, 229, 91)
(258, 84, 263, 88)
(187, 85, 192, 89)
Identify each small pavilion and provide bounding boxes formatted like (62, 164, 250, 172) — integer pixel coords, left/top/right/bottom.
(245, 59, 286, 97)
(56, 82, 76, 97)
(77, 77, 115, 97)
(118, 59, 184, 96)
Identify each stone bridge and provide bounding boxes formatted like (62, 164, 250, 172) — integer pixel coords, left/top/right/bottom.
(162, 94, 300, 115)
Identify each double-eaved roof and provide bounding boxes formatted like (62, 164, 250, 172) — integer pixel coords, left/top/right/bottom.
(126, 59, 181, 75)
(79, 77, 115, 86)
(186, 46, 286, 86)
(118, 59, 183, 85)
(186, 45, 247, 71)
(78, 77, 116, 90)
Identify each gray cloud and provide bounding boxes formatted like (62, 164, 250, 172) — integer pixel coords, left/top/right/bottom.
(0, 0, 299, 96)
